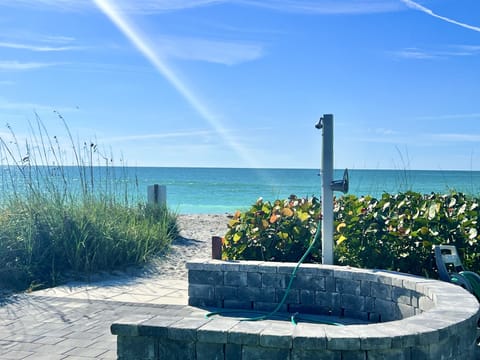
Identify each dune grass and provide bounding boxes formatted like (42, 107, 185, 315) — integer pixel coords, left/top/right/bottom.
(0, 115, 178, 292)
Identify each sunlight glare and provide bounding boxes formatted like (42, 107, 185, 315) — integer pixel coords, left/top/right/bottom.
(92, 0, 260, 168)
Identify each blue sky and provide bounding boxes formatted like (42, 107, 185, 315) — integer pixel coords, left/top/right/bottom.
(0, 0, 479, 170)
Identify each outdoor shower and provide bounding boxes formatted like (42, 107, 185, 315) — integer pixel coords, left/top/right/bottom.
(206, 114, 350, 323)
(315, 114, 349, 265)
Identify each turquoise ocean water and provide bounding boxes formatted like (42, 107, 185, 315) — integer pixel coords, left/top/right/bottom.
(3, 167, 480, 214)
(117, 168, 480, 214)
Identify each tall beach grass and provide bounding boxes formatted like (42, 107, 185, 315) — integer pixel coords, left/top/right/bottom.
(0, 114, 178, 292)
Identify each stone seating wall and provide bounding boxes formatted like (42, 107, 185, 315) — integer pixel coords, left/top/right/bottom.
(112, 260, 480, 359)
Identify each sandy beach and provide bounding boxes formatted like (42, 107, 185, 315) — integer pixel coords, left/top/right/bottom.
(147, 213, 230, 280)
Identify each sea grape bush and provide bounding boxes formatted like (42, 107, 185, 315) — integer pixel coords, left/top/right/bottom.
(335, 192, 480, 277)
(222, 191, 480, 278)
(223, 196, 322, 263)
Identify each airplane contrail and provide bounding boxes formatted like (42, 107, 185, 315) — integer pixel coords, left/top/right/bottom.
(92, 0, 260, 167)
(401, 0, 480, 33)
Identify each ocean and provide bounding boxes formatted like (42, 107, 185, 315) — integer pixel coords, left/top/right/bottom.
(3, 167, 480, 214)
(120, 167, 480, 214)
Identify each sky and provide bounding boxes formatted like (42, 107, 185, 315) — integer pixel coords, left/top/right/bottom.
(0, 0, 479, 170)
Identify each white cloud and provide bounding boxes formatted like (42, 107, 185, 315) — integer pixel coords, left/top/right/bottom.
(233, 0, 403, 14)
(36, 35, 77, 44)
(392, 45, 480, 60)
(0, 0, 89, 12)
(0, 0, 404, 14)
(101, 127, 268, 144)
(155, 35, 264, 65)
(0, 41, 85, 52)
(357, 136, 410, 144)
(401, 0, 480, 33)
(431, 133, 480, 142)
(0, 98, 78, 112)
(415, 113, 480, 121)
(0, 61, 59, 70)
(99, 129, 217, 143)
(112, 0, 223, 13)
(355, 127, 409, 144)
(0, 0, 214, 12)
(374, 128, 398, 135)
(392, 47, 438, 60)
(455, 45, 480, 52)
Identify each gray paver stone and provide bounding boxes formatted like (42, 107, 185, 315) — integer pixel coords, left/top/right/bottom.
(335, 279, 361, 296)
(276, 289, 300, 304)
(117, 335, 156, 360)
(138, 316, 180, 337)
(258, 263, 280, 273)
(291, 348, 340, 360)
(300, 289, 315, 305)
(341, 293, 366, 312)
(188, 284, 214, 300)
(374, 299, 396, 321)
(253, 301, 287, 312)
(340, 350, 367, 360)
(360, 281, 371, 297)
(371, 283, 392, 301)
(224, 271, 248, 287)
(224, 299, 252, 309)
(167, 317, 211, 341)
(238, 286, 275, 302)
(366, 348, 411, 360)
(196, 342, 225, 360)
(158, 338, 195, 360)
(292, 323, 326, 350)
(262, 273, 288, 289)
(325, 326, 361, 351)
(225, 343, 242, 358)
(215, 285, 238, 299)
(197, 318, 239, 343)
(291, 275, 326, 291)
(189, 270, 223, 285)
(242, 345, 290, 360)
(247, 272, 262, 287)
(228, 320, 266, 345)
(260, 322, 295, 348)
(392, 287, 412, 306)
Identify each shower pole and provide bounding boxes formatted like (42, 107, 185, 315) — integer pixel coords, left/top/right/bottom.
(316, 114, 334, 265)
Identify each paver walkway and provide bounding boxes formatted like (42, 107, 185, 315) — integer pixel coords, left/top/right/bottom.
(0, 213, 227, 359)
(0, 277, 189, 359)
(0, 218, 218, 360)
(0, 214, 226, 359)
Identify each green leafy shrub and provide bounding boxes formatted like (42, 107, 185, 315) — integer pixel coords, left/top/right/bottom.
(223, 192, 480, 278)
(223, 196, 322, 262)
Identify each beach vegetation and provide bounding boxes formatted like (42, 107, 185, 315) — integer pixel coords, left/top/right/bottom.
(223, 192, 480, 278)
(0, 116, 178, 292)
(223, 195, 322, 263)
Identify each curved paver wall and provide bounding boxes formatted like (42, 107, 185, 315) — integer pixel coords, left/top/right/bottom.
(112, 260, 480, 359)
(189, 261, 429, 321)
(187, 260, 479, 359)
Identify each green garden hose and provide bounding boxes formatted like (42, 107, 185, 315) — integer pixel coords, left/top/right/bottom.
(205, 221, 343, 326)
(459, 271, 480, 301)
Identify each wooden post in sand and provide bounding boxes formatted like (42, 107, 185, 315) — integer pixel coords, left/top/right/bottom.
(147, 184, 166, 206)
(212, 236, 222, 260)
